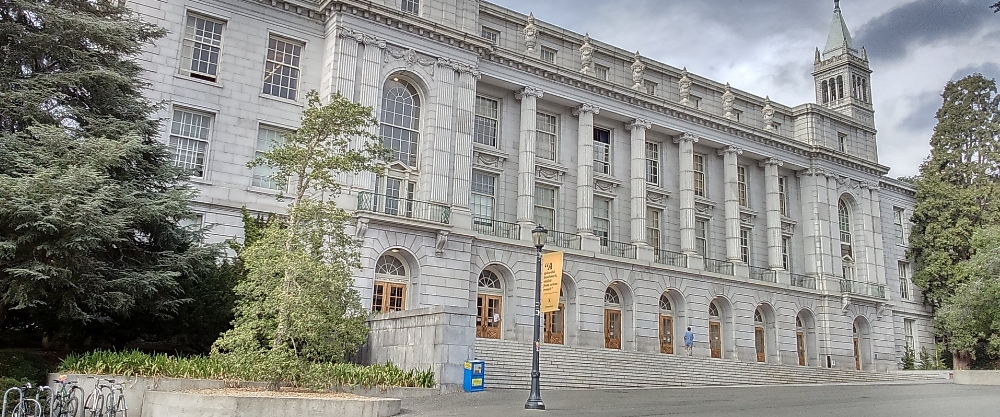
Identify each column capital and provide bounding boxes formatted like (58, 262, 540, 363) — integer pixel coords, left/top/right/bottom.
(572, 103, 601, 116)
(626, 118, 652, 131)
(717, 146, 744, 157)
(796, 167, 833, 179)
(860, 181, 881, 190)
(516, 86, 544, 100)
(673, 132, 699, 144)
(758, 157, 784, 168)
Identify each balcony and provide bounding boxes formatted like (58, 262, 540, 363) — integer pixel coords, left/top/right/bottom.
(654, 249, 687, 268)
(705, 258, 735, 276)
(356, 192, 451, 225)
(840, 279, 886, 299)
(601, 240, 637, 260)
(790, 273, 817, 290)
(748, 266, 777, 283)
(473, 217, 520, 239)
(546, 229, 582, 250)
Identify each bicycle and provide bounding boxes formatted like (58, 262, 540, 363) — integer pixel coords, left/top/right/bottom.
(41, 376, 83, 417)
(82, 378, 127, 417)
(2, 383, 42, 417)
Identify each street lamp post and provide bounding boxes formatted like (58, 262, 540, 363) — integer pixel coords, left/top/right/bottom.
(525, 224, 548, 410)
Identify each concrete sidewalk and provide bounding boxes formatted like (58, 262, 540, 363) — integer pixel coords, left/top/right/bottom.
(400, 383, 1000, 416)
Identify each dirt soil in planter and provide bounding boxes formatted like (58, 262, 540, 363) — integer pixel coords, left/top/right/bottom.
(182, 388, 377, 400)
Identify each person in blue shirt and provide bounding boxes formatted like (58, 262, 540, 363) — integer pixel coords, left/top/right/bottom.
(684, 327, 694, 356)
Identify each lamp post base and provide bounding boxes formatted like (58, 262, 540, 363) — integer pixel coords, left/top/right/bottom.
(524, 400, 545, 410)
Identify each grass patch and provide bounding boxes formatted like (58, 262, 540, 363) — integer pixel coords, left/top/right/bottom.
(59, 350, 435, 389)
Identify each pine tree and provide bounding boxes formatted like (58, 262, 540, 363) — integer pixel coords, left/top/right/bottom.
(0, 0, 218, 342)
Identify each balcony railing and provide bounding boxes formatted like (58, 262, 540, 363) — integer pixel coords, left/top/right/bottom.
(790, 273, 817, 290)
(654, 249, 687, 268)
(748, 266, 777, 283)
(473, 217, 520, 239)
(705, 258, 735, 276)
(357, 192, 451, 224)
(545, 229, 582, 250)
(601, 240, 637, 259)
(840, 279, 886, 299)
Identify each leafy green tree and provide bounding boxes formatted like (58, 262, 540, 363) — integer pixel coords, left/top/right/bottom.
(0, 0, 220, 343)
(936, 226, 1000, 368)
(213, 92, 384, 372)
(992, 2, 999, 13)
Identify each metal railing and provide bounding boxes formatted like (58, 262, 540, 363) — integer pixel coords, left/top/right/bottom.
(545, 229, 582, 250)
(704, 258, 735, 276)
(654, 249, 687, 268)
(790, 273, 817, 289)
(748, 266, 777, 283)
(601, 240, 637, 259)
(840, 279, 887, 299)
(357, 192, 451, 224)
(472, 217, 520, 239)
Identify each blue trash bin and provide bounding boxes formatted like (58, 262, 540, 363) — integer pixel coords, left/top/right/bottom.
(463, 360, 485, 392)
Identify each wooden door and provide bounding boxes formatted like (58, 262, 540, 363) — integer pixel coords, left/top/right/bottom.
(754, 327, 766, 362)
(373, 281, 406, 313)
(853, 337, 861, 370)
(709, 321, 722, 358)
(604, 309, 622, 349)
(659, 315, 674, 354)
(544, 303, 565, 344)
(476, 294, 502, 339)
(796, 332, 806, 366)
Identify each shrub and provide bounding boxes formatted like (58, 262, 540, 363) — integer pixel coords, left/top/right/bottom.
(901, 345, 916, 370)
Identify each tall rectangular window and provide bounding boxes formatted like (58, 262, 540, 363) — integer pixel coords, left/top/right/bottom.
(169, 108, 212, 178)
(252, 126, 286, 190)
(838, 133, 847, 152)
(536, 113, 558, 161)
(899, 261, 911, 300)
(782, 237, 791, 270)
(594, 64, 609, 81)
(693, 153, 706, 197)
(695, 219, 708, 257)
(893, 207, 905, 241)
(474, 96, 500, 147)
(400, 0, 419, 14)
(593, 198, 612, 245)
(739, 228, 751, 264)
(904, 319, 915, 350)
(540, 47, 557, 63)
(534, 185, 556, 229)
(180, 13, 225, 82)
(779, 176, 789, 216)
(480, 27, 500, 43)
(645, 142, 660, 185)
(738, 165, 749, 207)
(262, 36, 303, 100)
(647, 207, 662, 249)
(644, 80, 657, 95)
(593, 127, 611, 175)
(471, 171, 497, 221)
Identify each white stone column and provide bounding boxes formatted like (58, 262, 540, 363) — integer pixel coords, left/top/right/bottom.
(674, 133, 699, 254)
(858, 182, 877, 284)
(419, 66, 454, 204)
(516, 87, 543, 239)
(628, 119, 653, 245)
(761, 158, 784, 269)
(573, 104, 599, 235)
(449, 67, 481, 228)
(869, 183, 887, 286)
(799, 168, 831, 289)
(354, 38, 386, 195)
(719, 146, 743, 262)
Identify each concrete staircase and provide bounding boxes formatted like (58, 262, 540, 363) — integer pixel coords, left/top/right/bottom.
(474, 339, 945, 389)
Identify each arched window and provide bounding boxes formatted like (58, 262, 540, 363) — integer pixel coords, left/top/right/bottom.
(605, 287, 621, 305)
(836, 76, 844, 100)
(795, 316, 803, 329)
(829, 78, 837, 100)
(373, 254, 408, 313)
(709, 302, 720, 318)
(839, 198, 853, 258)
(659, 294, 672, 312)
(862, 79, 869, 103)
(477, 269, 503, 339)
(478, 270, 502, 291)
(753, 309, 763, 324)
(380, 78, 421, 167)
(822, 81, 829, 103)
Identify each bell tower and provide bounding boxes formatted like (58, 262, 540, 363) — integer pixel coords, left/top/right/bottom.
(813, 0, 874, 125)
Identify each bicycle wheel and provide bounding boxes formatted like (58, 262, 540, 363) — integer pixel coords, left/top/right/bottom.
(89, 394, 104, 417)
(62, 397, 80, 417)
(114, 396, 127, 417)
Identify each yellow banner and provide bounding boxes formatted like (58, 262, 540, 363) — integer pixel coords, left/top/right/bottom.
(541, 251, 564, 313)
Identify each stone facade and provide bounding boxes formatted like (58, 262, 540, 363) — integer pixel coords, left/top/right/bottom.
(130, 0, 933, 374)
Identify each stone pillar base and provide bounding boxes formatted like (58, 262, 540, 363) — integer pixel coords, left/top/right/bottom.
(775, 270, 791, 286)
(686, 254, 705, 270)
(733, 263, 750, 279)
(636, 244, 655, 262)
(450, 207, 472, 232)
(581, 234, 603, 252)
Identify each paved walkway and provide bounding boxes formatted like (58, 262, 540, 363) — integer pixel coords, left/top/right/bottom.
(401, 383, 999, 416)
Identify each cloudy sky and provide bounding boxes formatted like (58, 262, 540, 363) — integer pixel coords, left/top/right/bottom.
(492, 0, 1000, 178)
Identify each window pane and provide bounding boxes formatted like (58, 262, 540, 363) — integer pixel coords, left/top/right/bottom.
(380, 79, 421, 167)
(474, 96, 500, 147)
(262, 37, 303, 100)
(693, 154, 706, 197)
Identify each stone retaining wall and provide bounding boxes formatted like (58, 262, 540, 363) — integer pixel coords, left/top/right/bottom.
(143, 391, 399, 417)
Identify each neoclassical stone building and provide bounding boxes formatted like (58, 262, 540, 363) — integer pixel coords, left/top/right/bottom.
(131, 0, 932, 377)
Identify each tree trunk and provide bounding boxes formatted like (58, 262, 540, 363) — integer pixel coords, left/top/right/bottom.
(953, 350, 972, 370)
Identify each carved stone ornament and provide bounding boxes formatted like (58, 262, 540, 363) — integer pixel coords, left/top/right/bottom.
(580, 33, 595, 75)
(673, 131, 699, 144)
(630, 51, 646, 92)
(841, 295, 851, 314)
(762, 96, 776, 131)
(648, 191, 669, 204)
(339, 28, 387, 49)
(758, 158, 784, 168)
(437, 58, 482, 78)
(595, 178, 619, 192)
(694, 201, 713, 215)
(516, 86, 544, 100)
(524, 13, 538, 53)
(536, 166, 562, 180)
(626, 118, 652, 131)
(717, 146, 743, 156)
(781, 221, 795, 235)
(436, 230, 450, 256)
(386, 48, 436, 69)
(572, 103, 600, 116)
(474, 151, 506, 168)
(722, 83, 735, 119)
(679, 67, 692, 106)
(739, 210, 757, 225)
(355, 217, 370, 243)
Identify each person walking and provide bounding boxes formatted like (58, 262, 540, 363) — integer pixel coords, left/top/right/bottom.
(684, 327, 694, 356)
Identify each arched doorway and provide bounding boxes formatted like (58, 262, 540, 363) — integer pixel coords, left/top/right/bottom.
(604, 287, 623, 349)
(796, 315, 807, 366)
(853, 316, 873, 370)
(795, 310, 818, 366)
(476, 269, 503, 339)
(373, 254, 408, 313)
(709, 301, 723, 358)
(544, 288, 566, 344)
(659, 293, 675, 354)
(754, 308, 766, 362)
